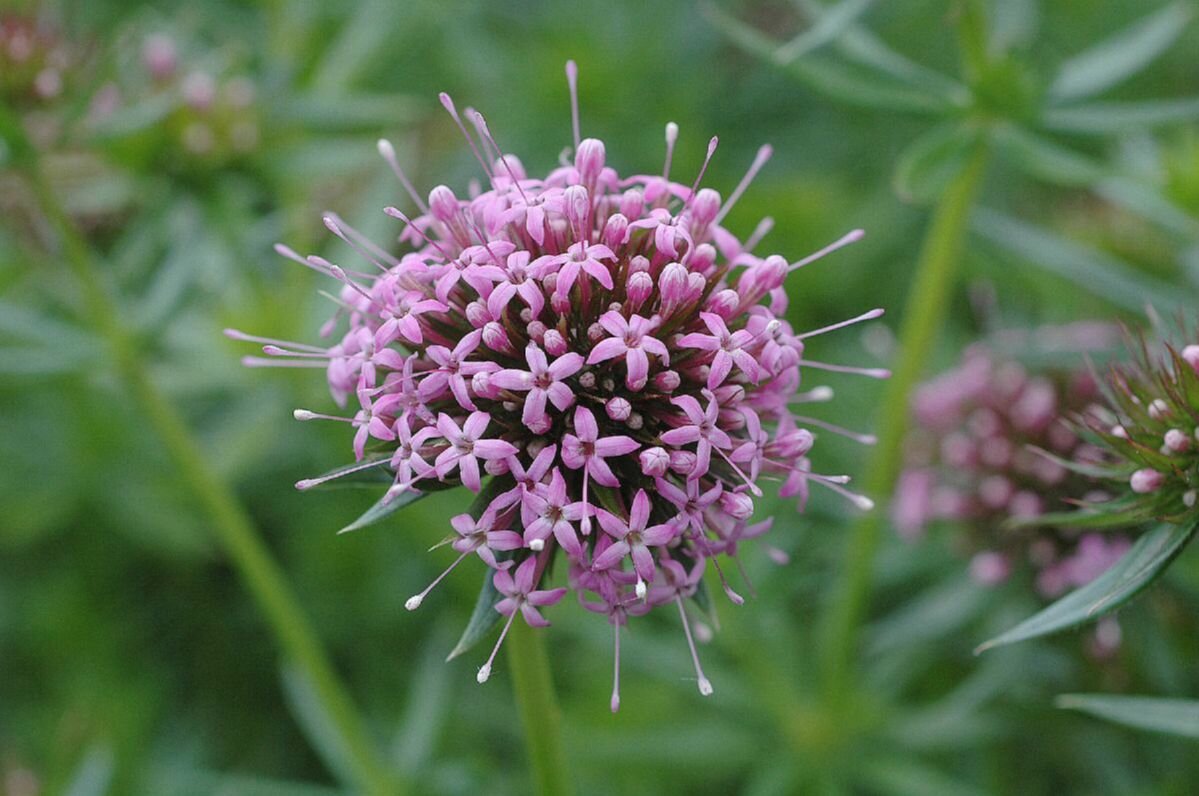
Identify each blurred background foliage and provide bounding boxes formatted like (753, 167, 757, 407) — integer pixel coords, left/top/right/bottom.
(1, 0, 1198, 794)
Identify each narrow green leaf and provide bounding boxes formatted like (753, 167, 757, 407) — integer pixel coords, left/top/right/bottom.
(859, 755, 990, 796)
(337, 487, 429, 535)
(995, 125, 1105, 186)
(774, 0, 877, 64)
(989, 0, 1040, 52)
(972, 209, 1182, 312)
(311, 0, 414, 93)
(867, 574, 990, 654)
(274, 94, 422, 132)
(280, 664, 361, 789)
(893, 124, 981, 203)
(1049, 2, 1193, 101)
(445, 566, 502, 661)
(701, 1, 949, 115)
(976, 521, 1197, 652)
(1043, 97, 1199, 135)
(1056, 693, 1199, 739)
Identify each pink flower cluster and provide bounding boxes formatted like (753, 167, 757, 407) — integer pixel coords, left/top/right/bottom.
(893, 344, 1131, 598)
(234, 62, 885, 710)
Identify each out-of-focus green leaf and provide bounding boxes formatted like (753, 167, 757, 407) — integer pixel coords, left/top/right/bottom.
(972, 209, 1182, 312)
(1056, 694, 1199, 739)
(280, 663, 363, 789)
(867, 574, 990, 654)
(1049, 2, 1193, 102)
(702, 1, 950, 115)
(63, 745, 115, 796)
(989, 0, 1039, 52)
(1043, 97, 1199, 135)
(995, 125, 1104, 186)
(859, 756, 990, 796)
(445, 566, 502, 662)
(392, 629, 454, 773)
(1096, 177, 1198, 238)
(274, 94, 421, 132)
(337, 487, 430, 535)
(893, 124, 981, 203)
(311, 0, 413, 93)
(976, 521, 1197, 652)
(774, 0, 877, 64)
(146, 767, 347, 796)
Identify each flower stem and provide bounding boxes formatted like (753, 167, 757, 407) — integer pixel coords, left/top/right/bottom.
(820, 142, 991, 701)
(506, 621, 574, 796)
(28, 170, 400, 796)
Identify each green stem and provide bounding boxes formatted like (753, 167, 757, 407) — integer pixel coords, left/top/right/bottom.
(29, 170, 400, 796)
(506, 621, 574, 796)
(820, 142, 992, 701)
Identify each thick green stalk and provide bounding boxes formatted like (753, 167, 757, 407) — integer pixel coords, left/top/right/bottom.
(820, 143, 991, 701)
(30, 172, 400, 796)
(506, 621, 574, 796)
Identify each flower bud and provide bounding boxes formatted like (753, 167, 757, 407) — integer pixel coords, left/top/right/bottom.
(969, 551, 1011, 586)
(602, 213, 629, 249)
(429, 185, 459, 223)
(691, 189, 721, 227)
(465, 300, 490, 328)
(181, 71, 216, 111)
(620, 189, 644, 220)
(670, 450, 698, 476)
(706, 288, 740, 319)
(658, 263, 688, 316)
(652, 370, 681, 393)
(543, 328, 567, 356)
(1164, 428, 1190, 453)
(1182, 344, 1199, 376)
(1130, 468, 1165, 494)
(142, 33, 177, 81)
(526, 320, 547, 345)
(575, 136, 606, 179)
(1148, 398, 1170, 420)
(689, 243, 717, 276)
(472, 371, 500, 400)
(640, 447, 670, 477)
(606, 397, 632, 422)
(625, 271, 654, 313)
(482, 321, 515, 355)
(720, 490, 754, 520)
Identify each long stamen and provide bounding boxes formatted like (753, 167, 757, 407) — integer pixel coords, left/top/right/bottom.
(275, 243, 337, 277)
(714, 144, 772, 225)
(734, 556, 757, 599)
(796, 308, 885, 340)
(713, 446, 762, 496)
(383, 206, 454, 260)
(471, 111, 531, 204)
(662, 122, 679, 179)
(326, 213, 399, 268)
(792, 385, 834, 403)
(789, 229, 865, 271)
(295, 456, 390, 490)
(224, 328, 326, 353)
(565, 60, 580, 149)
(796, 359, 890, 379)
(743, 216, 773, 252)
(317, 262, 376, 305)
(377, 138, 428, 212)
(439, 92, 493, 180)
(241, 356, 327, 369)
(477, 603, 520, 683)
(790, 414, 878, 445)
(610, 620, 622, 713)
(263, 346, 332, 359)
(683, 136, 719, 209)
(293, 408, 354, 422)
(405, 549, 472, 610)
(675, 595, 713, 696)
(323, 215, 392, 272)
(808, 474, 874, 510)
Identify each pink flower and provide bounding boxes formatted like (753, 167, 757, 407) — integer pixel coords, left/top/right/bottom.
(492, 345, 584, 431)
(593, 489, 679, 597)
(659, 391, 732, 479)
(562, 407, 640, 489)
(679, 311, 763, 389)
(433, 411, 518, 492)
(585, 311, 670, 391)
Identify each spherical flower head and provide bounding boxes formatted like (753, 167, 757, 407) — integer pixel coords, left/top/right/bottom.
(235, 61, 886, 709)
(1085, 329, 1199, 526)
(893, 340, 1133, 597)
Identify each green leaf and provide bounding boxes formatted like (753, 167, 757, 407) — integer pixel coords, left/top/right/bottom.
(1042, 97, 1199, 135)
(859, 755, 990, 796)
(972, 209, 1183, 312)
(867, 574, 991, 654)
(445, 565, 503, 661)
(1056, 694, 1199, 739)
(1048, 2, 1193, 102)
(893, 124, 982, 204)
(337, 487, 430, 535)
(976, 521, 1197, 652)
(774, 0, 877, 64)
(701, 1, 949, 115)
(280, 664, 360, 788)
(995, 125, 1105, 186)
(989, 0, 1039, 52)
(311, 0, 415, 93)
(274, 94, 421, 132)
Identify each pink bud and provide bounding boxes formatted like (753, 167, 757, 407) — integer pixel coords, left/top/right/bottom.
(690, 189, 721, 227)
(1164, 428, 1190, 453)
(485, 457, 510, 476)
(543, 328, 567, 356)
(625, 271, 653, 312)
(465, 300, 490, 328)
(658, 263, 688, 315)
(652, 370, 681, 393)
(1148, 399, 1170, 420)
(969, 551, 1011, 586)
(550, 290, 571, 315)
(587, 322, 605, 344)
(526, 320, 547, 345)
(628, 254, 650, 275)
(602, 213, 629, 249)
(639, 447, 670, 477)
(978, 475, 1013, 509)
(669, 450, 698, 476)
(1183, 345, 1199, 376)
(774, 428, 814, 458)
(1130, 468, 1165, 494)
(181, 71, 216, 111)
(472, 371, 500, 400)
(574, 138, 606, 184)
(686, 272, 707, 301)
(705, 288, 740, 319)
(619, 189, 644, 220)
(142, 33, 177, 81)
(482, 321, 514, 354)
(564, 184, 590, 229)
(689, 243, 717, 276)
(429, 185, 459, 223)
(720, 491, 754, 520)
(606, 397, 632, 422)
